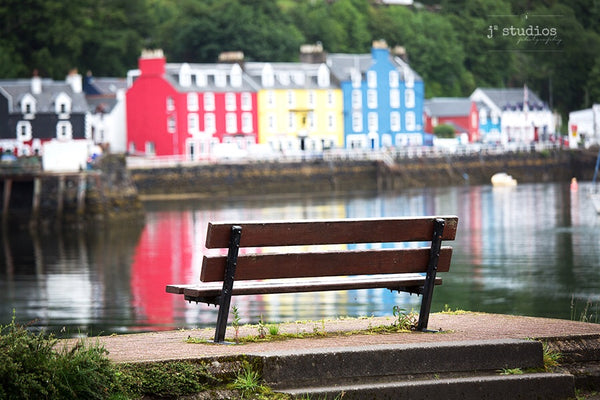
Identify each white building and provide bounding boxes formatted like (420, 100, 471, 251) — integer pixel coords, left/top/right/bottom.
(470, 87, 555, 144)
(568, 104, 600, 148)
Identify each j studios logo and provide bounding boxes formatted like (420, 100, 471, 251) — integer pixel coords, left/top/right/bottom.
(486, 14, 562, 48)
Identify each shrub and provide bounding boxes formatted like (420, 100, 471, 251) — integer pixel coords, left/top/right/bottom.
(0, 316, 117, 399)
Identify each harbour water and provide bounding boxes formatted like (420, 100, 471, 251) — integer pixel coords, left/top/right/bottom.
(1, 182, 599, 337)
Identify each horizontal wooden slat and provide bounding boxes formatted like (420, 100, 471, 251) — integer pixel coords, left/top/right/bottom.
(176, 274, 442, 299)
(200, 247, 452, 282)
(205, 216, 458, 248)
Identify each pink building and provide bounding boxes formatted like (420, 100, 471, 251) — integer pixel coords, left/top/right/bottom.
(126, 50, 258, 159)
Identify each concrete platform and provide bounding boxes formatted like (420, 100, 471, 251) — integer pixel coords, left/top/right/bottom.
(93, 312, 600, 364)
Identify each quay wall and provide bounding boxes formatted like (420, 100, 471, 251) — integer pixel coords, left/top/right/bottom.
(0, 155, 143, 227)
(130, 148, 593, 199)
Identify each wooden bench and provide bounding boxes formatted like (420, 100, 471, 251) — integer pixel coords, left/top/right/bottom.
(166, 216, 458, 343)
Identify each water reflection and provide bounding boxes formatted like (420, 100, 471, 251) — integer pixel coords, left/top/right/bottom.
(1, 183, 599, 337)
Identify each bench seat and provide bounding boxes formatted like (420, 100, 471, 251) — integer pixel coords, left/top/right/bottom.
(167, 273, 442, 302)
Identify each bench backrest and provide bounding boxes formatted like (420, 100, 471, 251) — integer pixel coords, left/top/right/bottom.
(200, 216, 458, 282)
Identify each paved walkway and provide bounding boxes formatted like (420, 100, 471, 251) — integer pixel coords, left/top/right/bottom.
(90, 313, 600, 363)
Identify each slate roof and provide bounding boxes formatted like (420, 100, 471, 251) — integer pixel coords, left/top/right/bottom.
(425, 98, 472, 117)
(164, 63, 260, 92)
(475, 88, 547, 111)
(0, 79, 88, 113)
(326, 52, 422, 83)
(243, 62, 336, 89)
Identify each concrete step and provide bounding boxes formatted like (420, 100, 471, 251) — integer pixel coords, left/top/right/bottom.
(253, 339, 544, 390)
(279, 372, 575, 400)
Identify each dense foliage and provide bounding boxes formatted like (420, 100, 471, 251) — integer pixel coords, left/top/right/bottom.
(1, 0, 599, 120)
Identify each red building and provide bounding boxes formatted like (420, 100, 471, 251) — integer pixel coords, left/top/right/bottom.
(424, 98, 479, 143)
(126, 50, 258, 159)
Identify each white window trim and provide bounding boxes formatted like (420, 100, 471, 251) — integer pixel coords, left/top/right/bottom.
(187, 93, 199, 112)
(16, 121, 32, 141)
(56, 121, 73, 140)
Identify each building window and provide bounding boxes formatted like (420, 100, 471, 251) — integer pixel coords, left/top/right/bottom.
(187, 93, 199, 111)
(307, 91, 315, 108)
(241, 112, 253, 133)
(287, 112, 296, 131)
(389, 71, 399, 88)
(56, 121, 72, 140)
(266, 91, 275, 108)
(215, 72, 226, 87)
(21, 95, 36, 116)
(16, 121, 32, 141)
(327, 90, 335, 107)
(188, 113, 199, 134)
(167, 116, 176, 133)
(225, 93, 236, 111)
(405, 89, 415, 108)
(352, 112, 363, 132)
(204, 92, 215, 111)
(327, 113, 335, 131)
(367, 70, 377, 88)
(479, 108, 487, 124)
(287, 91, 295, 108)
(55, 93, 71, 116)
(226, 113, 237, 133)
(405, 111, 416, 131)
(267, 113, 276, 132)
(390, 112, 401, 131)
(241, 92, 252, 111)
(166, 96, 175, 111)
(367, 112, 378, 132)
(367, 90, 377, 109)
(204, 113, 216, 134)
(352, 90, 362, 110)
(390, 89, 400, 108)
(145, 141, 156, 156)
(307, 112, 315, 131)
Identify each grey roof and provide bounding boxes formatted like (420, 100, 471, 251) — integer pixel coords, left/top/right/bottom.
(425, 98, 472, 117)
(0, 79, 88, 113)
(164, 63, 260, 92)
(476, 87, 547, 110)
(244, 61, 336, 89)
(326, 52, 422, 83)
(87, 77, 126, 95)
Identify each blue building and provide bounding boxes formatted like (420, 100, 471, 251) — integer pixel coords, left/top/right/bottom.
(327, 40, 424, 149)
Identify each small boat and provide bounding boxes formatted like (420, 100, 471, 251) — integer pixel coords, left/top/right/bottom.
(491, 172, 517, 187)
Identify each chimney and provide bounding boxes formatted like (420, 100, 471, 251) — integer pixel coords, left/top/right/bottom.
(139, 49, 166, 76)
(372, 39, 388, 49)
(300, 42, 326, 64)
(392, 45, 408, 62)
(31, 69, 42, 94)
(66, 68, 82, 93)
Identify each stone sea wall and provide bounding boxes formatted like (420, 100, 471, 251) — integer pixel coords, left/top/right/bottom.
(130, 148, 594, 199)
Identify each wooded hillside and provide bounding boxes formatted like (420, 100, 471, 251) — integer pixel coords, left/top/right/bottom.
(1, 0, 598, 124)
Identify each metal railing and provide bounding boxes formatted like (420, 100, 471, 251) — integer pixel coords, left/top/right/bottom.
(125, 142, 567, 169)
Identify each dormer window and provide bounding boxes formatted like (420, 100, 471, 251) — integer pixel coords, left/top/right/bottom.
(179, 63, 192, 87)
(262, 64, 274, 87)
(21, 94, 36, 117)
(317, 64, 330, 87)
(230, 64, 242, 87)
(54, 92, 71, 116)
(215, 72, 226, 87)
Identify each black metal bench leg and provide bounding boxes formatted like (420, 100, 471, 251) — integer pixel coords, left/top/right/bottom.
(417, 218, 445, 331)
(214, 226, 242, 343)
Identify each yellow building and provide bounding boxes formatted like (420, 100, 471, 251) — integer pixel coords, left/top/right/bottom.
(244, 62, 344, 152)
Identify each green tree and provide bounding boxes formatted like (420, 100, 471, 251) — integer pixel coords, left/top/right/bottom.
(163, 0, 303, 63)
